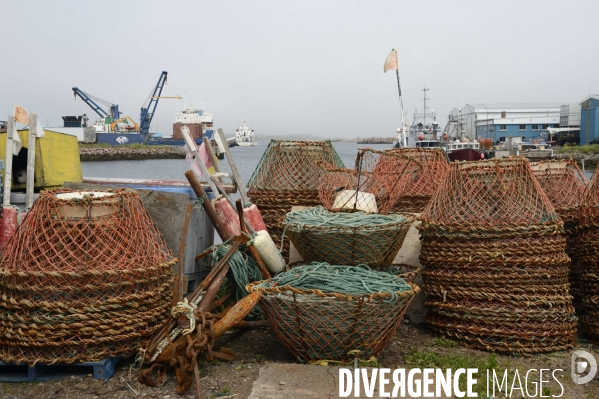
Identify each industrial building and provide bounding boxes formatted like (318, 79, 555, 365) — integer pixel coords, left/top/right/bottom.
(580, 95, 599, 145)
(446, 103, 562, 142)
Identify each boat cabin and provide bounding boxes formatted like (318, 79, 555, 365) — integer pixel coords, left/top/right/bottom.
(415, 140, 441, 148)
(445, 141, 480, 151)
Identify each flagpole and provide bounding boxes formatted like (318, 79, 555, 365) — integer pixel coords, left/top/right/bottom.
(395, 67, 407, 148)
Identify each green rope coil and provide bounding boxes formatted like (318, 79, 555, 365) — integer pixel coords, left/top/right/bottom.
(283, 206, 409, 229)
(252, 262, 411, 302)
(212, 244, 263, 319)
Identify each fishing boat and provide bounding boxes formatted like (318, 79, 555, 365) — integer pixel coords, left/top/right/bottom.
(235, 120, 256, 147)
(444, 139, 486, 162)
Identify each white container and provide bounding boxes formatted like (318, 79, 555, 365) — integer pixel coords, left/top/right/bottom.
(332, 190, 378, 213)
(54, 192, 119, 219)
(254, 230, 286, 274)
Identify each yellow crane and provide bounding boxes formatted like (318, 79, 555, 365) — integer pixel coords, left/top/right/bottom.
(110, 116, 140, 132)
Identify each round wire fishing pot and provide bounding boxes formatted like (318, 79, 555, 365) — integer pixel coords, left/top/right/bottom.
(247, 268, 419, 362)
(282, 208, 415, 270)
(0, 188, 175, 365)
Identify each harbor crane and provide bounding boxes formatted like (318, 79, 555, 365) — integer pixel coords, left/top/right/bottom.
(72, 88, 121, 120)
(73, 71, 180, 135)
(139, 71, 169, 135)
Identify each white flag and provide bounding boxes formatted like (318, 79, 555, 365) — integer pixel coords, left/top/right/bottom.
(383, 49, 398, 73)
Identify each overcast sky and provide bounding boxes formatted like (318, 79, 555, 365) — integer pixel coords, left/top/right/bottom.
(3, 0, 598, 138)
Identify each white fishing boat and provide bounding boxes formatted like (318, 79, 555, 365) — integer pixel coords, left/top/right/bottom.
(235, 120, 256, 147)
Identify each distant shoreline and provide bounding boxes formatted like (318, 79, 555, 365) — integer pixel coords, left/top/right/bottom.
(80, 146, 185, 162)
(356, 137, 394, 144)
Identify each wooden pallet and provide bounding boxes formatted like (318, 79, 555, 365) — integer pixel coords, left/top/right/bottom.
(0, 357, 122, 382)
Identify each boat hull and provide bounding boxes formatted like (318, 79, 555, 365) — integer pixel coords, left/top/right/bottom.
(447, 148, 484, 162)
(96, 132, 145, 146)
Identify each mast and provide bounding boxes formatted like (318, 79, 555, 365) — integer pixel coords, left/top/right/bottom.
(421, 87, 429, 128)
(396, 69, 407, 148)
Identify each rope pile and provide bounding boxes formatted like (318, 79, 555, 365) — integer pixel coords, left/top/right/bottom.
(247, 140, 345, 260)
(576, 169, 599, 339)
(419, 157, 577, 354)
(0, 189, 175, 365)
(385, 148, 450, 213)
(212, 243, 264, 319)
(530, 159, 587, 304)
(282, 206, 414, 270)
(247, 263, 419, 362)
(318, 148, 421, 214)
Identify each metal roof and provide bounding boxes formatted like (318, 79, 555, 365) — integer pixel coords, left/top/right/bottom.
(578, 95, 599, 104)
(467, 103, 563, 111)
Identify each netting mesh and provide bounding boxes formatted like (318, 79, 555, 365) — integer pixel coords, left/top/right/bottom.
(576, 169, 599, 339)
(248, 140, 345, 190)
(419, 157, 576, 353)
(282, 207, 415, 270)
(385, 148, 450, 213)
(0, 189, 175, 365)
(247, 264, 419, 362)
(319, 149, 421, 214)
(530, 159, 586, 224)
(421, 157, 561, 231)
(247, 140, 344, 260)
(530, 159, 587, 305)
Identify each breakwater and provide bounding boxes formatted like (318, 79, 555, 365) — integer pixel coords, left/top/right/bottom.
(357, 137, 394, 144)
(80, 146, 186, 162)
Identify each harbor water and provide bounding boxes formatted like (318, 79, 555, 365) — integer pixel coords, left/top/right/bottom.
(82, 142, 595, 182)
(81, 142, 393, 184)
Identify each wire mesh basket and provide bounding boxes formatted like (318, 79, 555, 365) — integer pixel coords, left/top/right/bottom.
(247, 264, 419, 362)
(282, 207, 415, 270)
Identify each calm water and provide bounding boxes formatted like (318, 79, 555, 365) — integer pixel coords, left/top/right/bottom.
(81, 142, 393, 185)
(81, 142, 595, 183)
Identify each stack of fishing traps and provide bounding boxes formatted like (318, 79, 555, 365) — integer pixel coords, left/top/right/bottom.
(530, 159, 587, 305)
(420, 158, 577, 353)
(247, 140, 345, 259)
(577, 170, 599, 338)
(0, 189, 175, 365)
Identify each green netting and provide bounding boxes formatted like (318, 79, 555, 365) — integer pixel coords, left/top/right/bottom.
(247, 263, 419, 362)
(282, 206, 414, 270)
(247, 140, 344, 190)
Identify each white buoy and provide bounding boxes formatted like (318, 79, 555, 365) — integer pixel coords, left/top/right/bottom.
(253, 230, 286, 274)
(333, 190, 378, 213)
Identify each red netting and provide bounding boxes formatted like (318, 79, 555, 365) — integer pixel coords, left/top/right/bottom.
(384, 148, 450, 213)
(318, 149, 421, 214)
(419, 157, 575, 353)
(530, 159, 586, 224)
(579, 167, 599, 228)
(0, 189, 175, 365)
(421, 157, 561, 231)
(529, 159, 587, 306)
(575, 168, 599, 338)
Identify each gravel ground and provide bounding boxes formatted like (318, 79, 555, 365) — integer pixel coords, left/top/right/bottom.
(1, 322, 598, 399)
